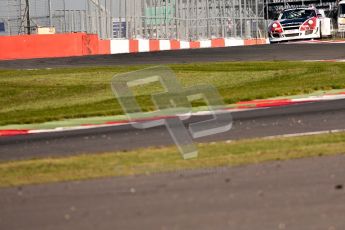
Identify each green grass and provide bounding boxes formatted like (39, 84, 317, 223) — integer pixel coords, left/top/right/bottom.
(0, 132, 345, 188)
(1, 61, 345, 125)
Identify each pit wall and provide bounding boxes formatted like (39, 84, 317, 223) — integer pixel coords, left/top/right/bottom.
(0, 33, 268, 61)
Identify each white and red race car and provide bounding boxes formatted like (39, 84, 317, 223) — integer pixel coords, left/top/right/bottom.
(268, 7, 331, 43)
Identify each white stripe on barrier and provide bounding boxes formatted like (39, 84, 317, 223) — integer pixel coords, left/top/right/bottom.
(160, 40, 171, 51)
(225, 38, 245, 47)
(110, 39, 129, 54)
(180, 41, 190, 49)
(138, 39, 150, 52)
(200, 40, 212, 48)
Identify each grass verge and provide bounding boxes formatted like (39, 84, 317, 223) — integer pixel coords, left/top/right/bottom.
(1, 132, 345, 188)
(1, 61, 345, 126)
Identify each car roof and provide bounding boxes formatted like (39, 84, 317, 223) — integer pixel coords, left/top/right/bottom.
(283, 8, 315, 11)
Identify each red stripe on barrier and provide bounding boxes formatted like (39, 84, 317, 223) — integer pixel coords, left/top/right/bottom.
(129, 39, 139, 53)
(149, 40, 160, 52)
(0, 130, 30, 137)
(190, 41, 200, 49)
(244, 39, 257, 46)
(98, 39, 111, 55)
(189, 42, 200, 49)
(257, 38, 268, 45)
(170, 40, 180, 50)
(82, 34, 99, 55)
(244, 38, 267, 46)
(211, 38, 225, 48)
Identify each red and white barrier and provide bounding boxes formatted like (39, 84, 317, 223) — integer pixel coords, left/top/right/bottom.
(0, 33, 268, 61)
(110, 38, 269, 55)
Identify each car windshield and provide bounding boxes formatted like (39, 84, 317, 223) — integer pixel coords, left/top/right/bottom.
(280, 9, 316, 20)
(339, 4, 345, 17)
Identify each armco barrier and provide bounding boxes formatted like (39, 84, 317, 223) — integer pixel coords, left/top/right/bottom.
(110, 38, 269, 55)
(0, 33, 110, 60)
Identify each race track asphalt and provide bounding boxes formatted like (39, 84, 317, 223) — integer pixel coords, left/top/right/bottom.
(1, 43, 345, 230)
(0, 43, 344, 69)
(0, 154, 344, 230)
(1, 99, 345, 161)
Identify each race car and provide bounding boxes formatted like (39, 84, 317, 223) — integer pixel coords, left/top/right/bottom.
(268, 7, 330, 43)
(338, 0, 345, 32)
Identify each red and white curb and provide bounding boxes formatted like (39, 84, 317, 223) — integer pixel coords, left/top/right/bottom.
(1, 92, 345, 137)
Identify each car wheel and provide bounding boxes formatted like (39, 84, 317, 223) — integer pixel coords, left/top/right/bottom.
(319, 22, 322, 38)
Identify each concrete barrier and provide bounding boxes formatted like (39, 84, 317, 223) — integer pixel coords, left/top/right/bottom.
(0, 33, 110, 60)
(98, 39, 111, 55)
(0, 34, 268, 61)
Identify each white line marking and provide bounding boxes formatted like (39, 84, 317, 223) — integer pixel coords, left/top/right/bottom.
(262, 129, 345, 139)
(223, 129, 345, 143)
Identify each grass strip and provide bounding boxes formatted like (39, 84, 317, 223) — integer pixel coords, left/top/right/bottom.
(1, 61, 345, 126)
(0, 132, 345, 188)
